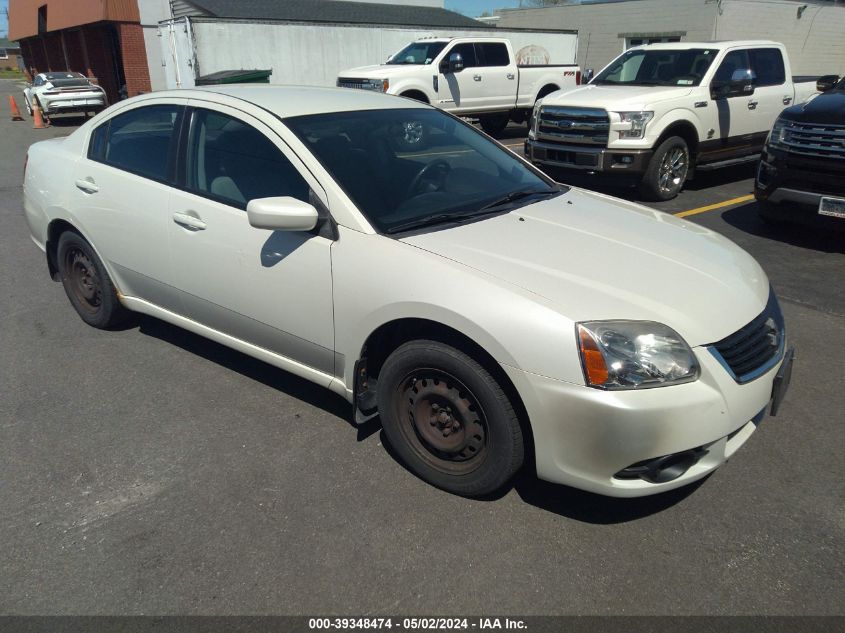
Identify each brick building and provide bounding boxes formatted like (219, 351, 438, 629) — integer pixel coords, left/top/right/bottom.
(8, 0, 153, 103)
(0, 38, 24, 72)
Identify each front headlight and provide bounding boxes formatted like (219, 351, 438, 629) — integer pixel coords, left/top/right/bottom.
(615, 111, 654, 139)
(366, 78, 389, 92)
(577, 321, 700, 390)
(768, 116, 788, 147)
(529, 101, 543, 139)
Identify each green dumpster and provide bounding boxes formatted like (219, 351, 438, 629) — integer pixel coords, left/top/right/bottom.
(195, 69, 272, 85)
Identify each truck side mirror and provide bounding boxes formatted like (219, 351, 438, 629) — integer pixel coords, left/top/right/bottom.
(710, 74, 754, 99)
(446, 53, 464, 74)
(816, 75, 839, 92)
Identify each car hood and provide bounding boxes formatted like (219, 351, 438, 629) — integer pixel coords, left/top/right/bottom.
(339, 64, 428, 79)
(782, 90, 845, 125)
(400, 188, 769, 347)
(542, 84, 693, 110)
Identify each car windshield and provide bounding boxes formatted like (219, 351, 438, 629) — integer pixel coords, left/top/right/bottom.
(593, 48, 718, 87)
(387, 41, 448, 65)
(285, 108, 562, 234)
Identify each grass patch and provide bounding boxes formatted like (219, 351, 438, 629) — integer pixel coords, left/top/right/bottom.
(0, 70, 26, 79)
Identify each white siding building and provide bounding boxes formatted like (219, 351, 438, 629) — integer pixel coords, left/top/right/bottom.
(497, 0, 845, 75)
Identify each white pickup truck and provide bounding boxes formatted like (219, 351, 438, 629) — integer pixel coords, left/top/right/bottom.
(526, 41, 820, 200)
(338, 37, 580, 136)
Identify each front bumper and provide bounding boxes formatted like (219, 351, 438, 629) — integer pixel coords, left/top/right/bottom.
(504, 341, 791, 497)
(525, 138, 652, 175)
(755, 145, 845, 211)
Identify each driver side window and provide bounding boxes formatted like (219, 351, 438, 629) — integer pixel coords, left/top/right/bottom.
(714, 50, 753, 84)
(185, 108, 309, 210)
(449, 43, 478, 69)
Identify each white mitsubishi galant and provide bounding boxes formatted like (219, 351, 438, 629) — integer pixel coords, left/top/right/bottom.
(23, 86, 793, 498)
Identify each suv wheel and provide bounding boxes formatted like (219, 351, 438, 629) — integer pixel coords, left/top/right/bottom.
(377, 340, 524, 497)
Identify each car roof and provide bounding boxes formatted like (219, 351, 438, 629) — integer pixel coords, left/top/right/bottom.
(152, 85, 430, 118)
(633, 40, 781, 51)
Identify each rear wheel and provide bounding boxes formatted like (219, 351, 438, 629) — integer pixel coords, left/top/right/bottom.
(57, 231, 129, 328)
(639, 136, 690, 201)
(479, 112, 510, 137)
(377, 340, 524, 497)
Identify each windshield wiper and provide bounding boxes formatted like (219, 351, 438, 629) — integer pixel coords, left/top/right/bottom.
(476, 188, 559, 212)
(385, 210, 498, 234)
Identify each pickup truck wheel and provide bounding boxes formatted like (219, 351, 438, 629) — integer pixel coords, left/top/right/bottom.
(639, 136, 690, 201)
(377, 340, 524, 497)
(57, 231, 129, 329)
(479, 113, 510, 137)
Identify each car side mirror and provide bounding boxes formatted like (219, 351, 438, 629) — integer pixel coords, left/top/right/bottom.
(247, 196, 319, 232)
(442, 52, 464, 74)
(816, 74, 839, 92)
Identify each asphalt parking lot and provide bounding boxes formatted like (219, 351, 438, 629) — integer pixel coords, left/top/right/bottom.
(1, 78, 843, 616)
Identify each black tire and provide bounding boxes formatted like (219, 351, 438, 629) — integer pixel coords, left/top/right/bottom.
(479, 112, 510, 137)
(376, 340, 524, 497)
(639, 136, 690, 201)
(57, 230, 129, 329)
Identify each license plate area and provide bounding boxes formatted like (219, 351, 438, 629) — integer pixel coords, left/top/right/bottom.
(770, 347, 794, 416)
(818, 196, 845, 218)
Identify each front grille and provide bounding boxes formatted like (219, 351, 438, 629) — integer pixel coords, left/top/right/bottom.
(537, 106, 609, 147)
(782, 121, 845, 160)
(710, 292, 784, 383)
(337, 78, 372, 90)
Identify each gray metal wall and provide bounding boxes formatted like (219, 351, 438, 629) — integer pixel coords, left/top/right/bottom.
(497, 0, 718, 73)
(497, 0, 844, 76)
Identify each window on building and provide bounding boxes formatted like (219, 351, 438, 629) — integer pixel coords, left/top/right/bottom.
(750, 48, 786, 87)
(625, 36, 682, 50)
(37, 5, 48, 35)
(476, 43, 510, 67)
(185, 108, 309, 209)
(90, 104, 181, 182)
(0, 50, 8, 60)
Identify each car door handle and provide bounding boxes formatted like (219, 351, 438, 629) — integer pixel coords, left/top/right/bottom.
(782, 96, 792, 105)
(506, 73, 515, 80)
(473, 75, 482, 81)
(747, 100, 758, 110)
(75, 178, 99, 194)
(172, 212, 207, 231)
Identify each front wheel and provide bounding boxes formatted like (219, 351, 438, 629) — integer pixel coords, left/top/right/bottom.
(57, 231, 129, 329)
(377, 340, 524, 497)
(479, 112, 510, 137)
(639, 136, 690, 201)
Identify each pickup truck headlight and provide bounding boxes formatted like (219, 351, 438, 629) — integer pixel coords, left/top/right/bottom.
(768, 116, 788, 147)
(366, 78, 389, 92)
(529, 101, 543, 139)
(577, 321, 700, 390)
(615, 111, 654, 139)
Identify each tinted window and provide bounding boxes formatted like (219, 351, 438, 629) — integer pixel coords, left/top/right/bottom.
(477, 43, 510, 67)
(285, 108, 557, 234)
(594, 48, 717, 86)
(449, 43, 478, 69)
(98, 104, 180, 181)
(186, 109, 309, 209)
(750, 48, 785, 86)
(388, 41, 447, 65)
(714, 50, 753, 84)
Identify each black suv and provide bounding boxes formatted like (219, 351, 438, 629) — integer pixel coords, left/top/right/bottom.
(755, 74, 845, 226)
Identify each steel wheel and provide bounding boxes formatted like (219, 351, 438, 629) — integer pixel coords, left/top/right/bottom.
(64, 247, 103, 315)
(397, 368, 489, 475)
(658, 146, 689, 196)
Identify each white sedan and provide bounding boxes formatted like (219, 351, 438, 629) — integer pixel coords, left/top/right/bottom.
(22, 86, 793, 498)
(24, 71, 107, 117)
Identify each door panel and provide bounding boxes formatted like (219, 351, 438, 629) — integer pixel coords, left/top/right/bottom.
(702, 50, 758, 161)
(72, 103, 184, 310)
(749, 48, 791, 146)
(438, 43, 485, 111)
(167, 104, 335, 373)
(474, 42, 518, 110)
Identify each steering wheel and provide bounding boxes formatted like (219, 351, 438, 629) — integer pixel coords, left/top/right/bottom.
(406, 159, 451, 197)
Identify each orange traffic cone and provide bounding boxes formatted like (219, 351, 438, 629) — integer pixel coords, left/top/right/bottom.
(9, 95, 24, 121)
(32, 103, 48, 129)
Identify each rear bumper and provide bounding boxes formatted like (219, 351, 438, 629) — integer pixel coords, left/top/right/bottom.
(42, 94, 106, 113)
(525, 138, 652, 175)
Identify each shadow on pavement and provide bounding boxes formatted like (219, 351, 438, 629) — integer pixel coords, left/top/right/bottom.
(135, 314, 352, 422)
(685, 162, 756, 191)
(721, 203, 845, 254)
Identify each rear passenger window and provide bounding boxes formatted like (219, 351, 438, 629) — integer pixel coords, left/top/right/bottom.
(750, 48, 786, 87)
(185, 108, 309, 209)
(477, 43, 510, 67)
(91, 104, 180, 181)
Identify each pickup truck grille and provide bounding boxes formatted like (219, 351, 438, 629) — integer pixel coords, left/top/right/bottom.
(337, 78, 375, 90)
(537, 107, 609, 147)
(710, 292, 784, 383)
(782, 121, 845, 160)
